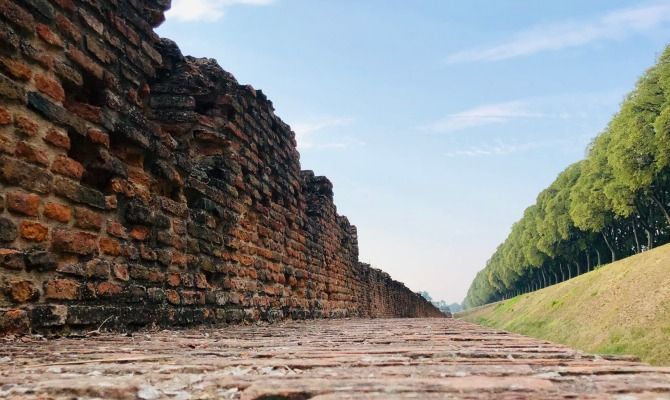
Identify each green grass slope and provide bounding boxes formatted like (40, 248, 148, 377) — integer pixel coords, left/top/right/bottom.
(458, 244, 670, 365)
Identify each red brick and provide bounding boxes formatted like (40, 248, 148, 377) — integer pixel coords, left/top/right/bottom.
(127, 88, 140, 107)
(180, 273, 194, 287)
(0, 309, 29, 334)
(54, 59, 83, 87)
(53, 176, 106, 209)
(74, 207, 103, 230)
(240, 255, 254, 267)
(121, 243, 138, 259)
(105, 195, 117, 210)
(15, 141, 49, 166)
(263, 284, 278, 296)
(96, 281, 122, 297)
(6, 191, 40, 216)
(43, 128, 70, 150)
(86, 36, 113, 64)
(51, 155, 84, 180)
(63, 100, 101, 123)
(45, 278, 80, 300)
(57, 259, 110, 279)
(14, 116, 39, 137)
(0, 106, 11, 125)
(0, 58, 32, 81)
(166, 273, 180, 287)
(0, 134, 14, 155)
(66, 47, 103, 80)
(106, 220, 127, 239)
(0, 248, 23, 269)
(99, 237, 121, 256)
(139, 244, 156, 260)
(86, 259, 110, 278)
(35, 23, 63, 48)
(194, 273, 209, 289)
(0, 0, 34, 32)
(53, 0, 74, 12)
(142, 41, 162, 64)
(20, 220, 48, 242)
(112, 264, 129, 281)
(110, 178, 135, 197)
(173, 219, 186, 234)
(51, 229, 98, 255)
(80, 9, 104, 34)
(34, 74, 65, 103)
(130, 265, 164, 283)
(22, 42, 54, 70)
(87, 128, 109, 148)
(166, 289, 180, 305)
(110, 14, 140, 46)
(129, 226, 150, 241)
(171, 251, 188, 267)
(7, 280, 39, 302)
(44, 202, 71, 222)
(128, 168, 152, 187)
(180, 291, 205, 305)
(0, 156, 54, 194)
(56, 14, 81, 42)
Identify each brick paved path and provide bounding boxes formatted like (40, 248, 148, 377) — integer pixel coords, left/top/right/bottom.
(1, 318, 670, 399)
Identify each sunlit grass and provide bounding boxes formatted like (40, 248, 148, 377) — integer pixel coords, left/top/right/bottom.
(459, 243, 670, 365)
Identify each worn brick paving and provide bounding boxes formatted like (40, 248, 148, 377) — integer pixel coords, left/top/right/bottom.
(1, 318, 669, 399)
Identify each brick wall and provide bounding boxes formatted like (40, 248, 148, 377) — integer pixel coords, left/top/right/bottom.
(0, 0, 444, 334)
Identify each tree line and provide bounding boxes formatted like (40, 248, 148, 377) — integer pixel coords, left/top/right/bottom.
(464, 46, 670, 309)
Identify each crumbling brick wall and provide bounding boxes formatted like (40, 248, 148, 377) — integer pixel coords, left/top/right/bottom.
(0, 0, 444, 333)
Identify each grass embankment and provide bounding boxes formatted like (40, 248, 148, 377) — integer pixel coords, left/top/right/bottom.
(458, 244, 670, 365)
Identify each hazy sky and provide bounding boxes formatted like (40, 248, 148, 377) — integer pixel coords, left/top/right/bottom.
(158, 0, 670, 303)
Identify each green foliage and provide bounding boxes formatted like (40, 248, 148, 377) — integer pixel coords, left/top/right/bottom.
(464, 44, 670, 308)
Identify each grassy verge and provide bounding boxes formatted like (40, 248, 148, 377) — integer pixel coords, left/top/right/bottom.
(458, 244, 670, 365)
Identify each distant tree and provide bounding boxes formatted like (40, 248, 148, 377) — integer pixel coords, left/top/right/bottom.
(418, 291, 432, 302)
(463, 44, 670, 309)
(448, 303, 463, 313)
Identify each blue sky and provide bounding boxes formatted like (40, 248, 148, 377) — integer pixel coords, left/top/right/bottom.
(158, 0, 670, 304)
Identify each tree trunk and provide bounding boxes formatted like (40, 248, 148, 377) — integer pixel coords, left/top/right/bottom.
(559, 263, 565, 282)
(574, 261, 580, 276)
(596, 249, 601, 266)
(586, 252, 591, 272)
(541, 269, 547, 288)
(602, 231, 616, 263)
(568, 262, 572, 280)
(635, 205, 655, 252)
(649, 192, 670, 226)
(631, 219, 640, 254)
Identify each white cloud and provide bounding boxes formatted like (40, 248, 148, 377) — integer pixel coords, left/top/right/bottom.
(420, 101, 541, 134)
(445, 141, 549, 158)
(166, 0, 275, 22)
(446, 2, 670, 64)
(291, 117, 363, 150)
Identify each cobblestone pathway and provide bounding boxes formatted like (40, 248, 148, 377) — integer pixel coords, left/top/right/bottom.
(1, 318, 670, 399)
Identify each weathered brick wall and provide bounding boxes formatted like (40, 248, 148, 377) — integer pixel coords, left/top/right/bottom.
(0, 0, 443, 333)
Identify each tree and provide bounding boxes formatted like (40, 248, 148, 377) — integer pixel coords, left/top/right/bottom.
(463, 44, 670, 309)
